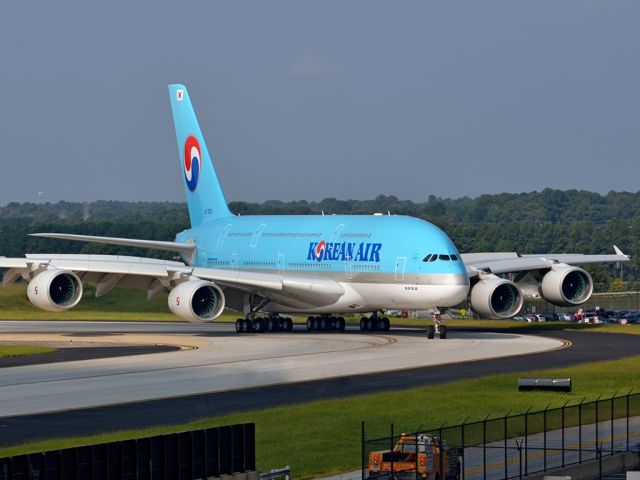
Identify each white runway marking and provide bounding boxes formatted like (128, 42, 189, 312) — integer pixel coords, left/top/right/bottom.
(0, 321, 564, 417)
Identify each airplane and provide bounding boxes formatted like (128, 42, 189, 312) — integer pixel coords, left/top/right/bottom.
(0, 85, 630, 337)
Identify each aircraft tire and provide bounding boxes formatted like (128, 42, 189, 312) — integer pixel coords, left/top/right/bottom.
(382, 317, 390, 331)
(277, 318, 285, 331)
(267, 317, 276, 332)
(328, 317, 337, 331)
(338, 317, 346, 331)
(285, 318, 293, 331)
(360, 317, 369, 332)
(255, 318, 265, 333)
(319, 317, 326, 331)
(312, 317, 320, 331)
(427, 325, 435, 339)
(242, 319, 253, 333)
(235, 319, 243, 333)
(439, 325, 447, 339)
(306, 316, 314, 331)
(371, 318, 380, 331)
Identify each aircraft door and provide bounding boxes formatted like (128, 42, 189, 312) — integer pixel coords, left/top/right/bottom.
(344, 255, 352, 280)
(278, 253, 285, 276)
(395, 257, 406, 281)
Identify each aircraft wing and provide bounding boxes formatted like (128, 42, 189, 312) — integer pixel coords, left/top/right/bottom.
(461, 246, 630, 277)
(0, 254, 344, 308)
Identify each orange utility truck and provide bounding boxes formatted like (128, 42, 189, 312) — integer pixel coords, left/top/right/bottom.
(368, 433, 462, 479)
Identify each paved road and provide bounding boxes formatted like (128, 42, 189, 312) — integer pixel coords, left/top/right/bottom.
(0, 325, 637, 446)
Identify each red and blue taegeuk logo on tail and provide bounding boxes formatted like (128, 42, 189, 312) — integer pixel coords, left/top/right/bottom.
(183, 135, 201, 192)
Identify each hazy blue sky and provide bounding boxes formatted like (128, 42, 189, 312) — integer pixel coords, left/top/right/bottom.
(0, 1, 638, 205)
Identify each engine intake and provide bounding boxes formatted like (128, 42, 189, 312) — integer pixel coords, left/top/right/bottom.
(168, 280, 225, 322)
(540, 265, 593, 306)
(28, 269, 83, 311)
(470, 275, 523, 319)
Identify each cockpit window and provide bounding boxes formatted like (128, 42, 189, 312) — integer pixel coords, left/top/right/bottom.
(423, 254, 432, 262)
(450, 254, 459, 261)
(439, 254, 450, 261)
(429, 255, 437, 262)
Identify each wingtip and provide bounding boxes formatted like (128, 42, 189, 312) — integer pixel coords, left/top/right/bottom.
(613, 245, 626, 257)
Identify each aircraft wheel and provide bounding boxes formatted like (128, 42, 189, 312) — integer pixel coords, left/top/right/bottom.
(439, 325, 447, 339)
(328, 317, 337, 331)
(312, 317, 320, 331)
(306, 316, 314, 331)
(360, 317, 369, 332)
(235, 319, 243, 333)
(277, 318, 285, 331)
(382, 317, 390, 331)
(266, 317, 276, 332)
(338, 317, 346, 331)
(242, 319, 253, 333)
(427, 325, 435, 339)
(318, 317, 326, 331)
(371, 317, 380, 331)
(254, 318, 265, 333)
(285, 318, 293, 332)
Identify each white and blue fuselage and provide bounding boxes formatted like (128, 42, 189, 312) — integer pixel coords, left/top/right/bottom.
(176, 214, 469, 314)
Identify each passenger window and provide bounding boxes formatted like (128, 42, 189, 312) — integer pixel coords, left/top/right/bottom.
(423, 254, 432, 262)
(439, 254, 450, 261)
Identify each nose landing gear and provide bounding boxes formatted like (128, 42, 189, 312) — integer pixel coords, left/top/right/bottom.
(427, 312, 447, 339)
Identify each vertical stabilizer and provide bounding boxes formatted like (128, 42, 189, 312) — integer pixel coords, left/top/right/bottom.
(168, 84, 233, 226)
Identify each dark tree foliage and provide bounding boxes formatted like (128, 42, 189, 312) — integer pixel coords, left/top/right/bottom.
(1, 190, 639, 280)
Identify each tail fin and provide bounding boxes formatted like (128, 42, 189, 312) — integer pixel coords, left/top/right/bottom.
(168, 84, 232, 226)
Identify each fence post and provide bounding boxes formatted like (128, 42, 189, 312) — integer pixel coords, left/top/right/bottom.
(561, 400, 568, 468)
(361, 421, 365, 480)
(461, 419, 468, 480)
(390, 424, 394, 478)
(610, 393, 616, 455)
(516, 439, 523, 480)
(524, 407, 531, 476)
(416, 430, 419, 478)
(504, 411, 511, 480)
(440, 424, 445, 480)
(543, 404, 549, 472)
(627, 390, 633, 452)
(483, 416, 488, 480)
(579, 398, 584, 463)
(598, 443, 602, 480)
(595, 394, 602, 456)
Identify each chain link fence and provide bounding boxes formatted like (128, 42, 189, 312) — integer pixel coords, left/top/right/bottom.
(362, 392, 640, 480)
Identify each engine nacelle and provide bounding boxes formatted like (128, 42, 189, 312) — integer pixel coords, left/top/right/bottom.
(168, 280, 225, 322)
(27, 269, 83, 312)
(540, 264, 593, 306)
(470, 275, 524, 319)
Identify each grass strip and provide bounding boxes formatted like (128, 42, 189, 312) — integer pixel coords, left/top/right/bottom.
(0, 345, 57, 357)
(1, 355, 638, 478)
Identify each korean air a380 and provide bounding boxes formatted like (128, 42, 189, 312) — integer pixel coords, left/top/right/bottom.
(0, 85, 629, 336)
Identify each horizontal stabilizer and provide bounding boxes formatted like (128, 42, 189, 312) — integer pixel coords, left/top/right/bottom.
(30, 233, 195, 256)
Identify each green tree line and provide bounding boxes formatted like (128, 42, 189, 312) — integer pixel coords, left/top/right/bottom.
(1, 189, 639, 284)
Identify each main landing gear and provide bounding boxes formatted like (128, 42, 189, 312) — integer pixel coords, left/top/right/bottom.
(235, 315, 293, 334)
(305, 315, 346, 332)
(359, 315, 390, 332)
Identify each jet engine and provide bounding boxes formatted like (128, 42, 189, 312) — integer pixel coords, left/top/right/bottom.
(27, 269, 83, 312)
(470, 275, 524, 319)
(540, 264, 593, 306)
(168, 280, 225, 322)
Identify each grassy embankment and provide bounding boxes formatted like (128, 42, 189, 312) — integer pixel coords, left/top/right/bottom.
(0, 345, 57, 357)
(0, 355, 638, 478)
